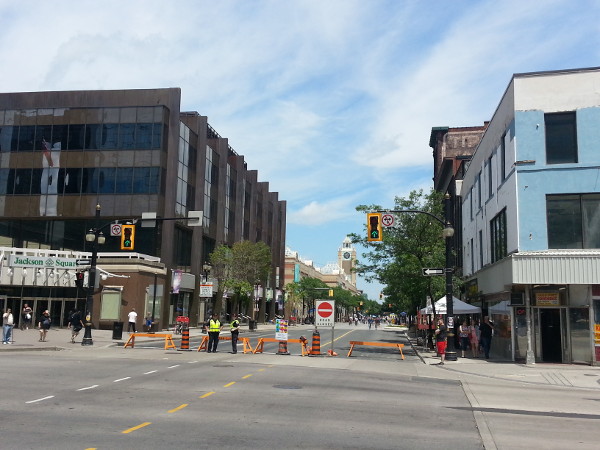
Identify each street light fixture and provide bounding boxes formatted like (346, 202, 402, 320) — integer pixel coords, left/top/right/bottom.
(82, 204, 104, 346)
(443, 193, 457, 361)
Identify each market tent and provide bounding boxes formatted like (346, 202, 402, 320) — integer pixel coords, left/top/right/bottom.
(420, 296, 481, 315)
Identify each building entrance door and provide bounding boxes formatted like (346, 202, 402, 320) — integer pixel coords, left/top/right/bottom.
(540, 308, 562, 362)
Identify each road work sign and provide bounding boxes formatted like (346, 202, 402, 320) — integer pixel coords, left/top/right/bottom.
(315, 300, 335, 327)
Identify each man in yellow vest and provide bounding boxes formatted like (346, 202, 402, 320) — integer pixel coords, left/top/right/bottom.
(207, 313, 221, 353)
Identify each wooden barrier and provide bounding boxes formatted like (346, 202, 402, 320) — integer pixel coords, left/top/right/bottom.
(347, 341, 405, 359)
(253, 337, 309, 356)
(123, 333, 177, 350)
(197, 335, 252, 353)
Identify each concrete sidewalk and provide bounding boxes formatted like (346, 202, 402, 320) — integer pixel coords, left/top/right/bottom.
(0, 322, 286, 352)
(401, 328, 600, 390)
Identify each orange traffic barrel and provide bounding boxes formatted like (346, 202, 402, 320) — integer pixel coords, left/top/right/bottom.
(179, 329, 190, 351)
(310, 330, 321, 356)
(277, 340, 290, 355)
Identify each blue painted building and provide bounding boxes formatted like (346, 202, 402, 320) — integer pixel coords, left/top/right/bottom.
(461, 68, 600, 364)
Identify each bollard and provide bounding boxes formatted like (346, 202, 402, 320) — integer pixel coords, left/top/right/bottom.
(277, 340, 290, 355)
(310, 329, 321, 356)
(179, 329, 190, 351)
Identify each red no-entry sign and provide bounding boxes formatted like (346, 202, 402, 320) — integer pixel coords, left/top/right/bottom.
(316, 300, 335, 327)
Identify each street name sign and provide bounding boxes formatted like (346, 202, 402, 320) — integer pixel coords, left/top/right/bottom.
(422, 268, 444, 276)
(315, 300, 335, 327)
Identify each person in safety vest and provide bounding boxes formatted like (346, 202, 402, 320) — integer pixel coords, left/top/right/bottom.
(230, 314, 240, 354)
(207, 313, 222, 353)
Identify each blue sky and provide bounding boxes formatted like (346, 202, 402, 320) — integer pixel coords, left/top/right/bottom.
(1, 0, 599, 300)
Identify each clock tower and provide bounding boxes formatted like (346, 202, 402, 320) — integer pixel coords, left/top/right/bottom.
(338, 236, 357, 286)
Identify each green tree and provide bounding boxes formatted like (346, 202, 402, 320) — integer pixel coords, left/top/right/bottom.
(350, 189, 461, 316)
(208, 240, 272, 320)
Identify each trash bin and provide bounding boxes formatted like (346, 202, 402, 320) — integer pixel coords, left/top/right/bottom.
(112, 321, 124, 340)
(249, 320, 256, 331)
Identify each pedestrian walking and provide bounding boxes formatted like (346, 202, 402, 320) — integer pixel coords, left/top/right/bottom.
(459, 320, 470, 358)
(470, 319, 480, 358)
(127, 308, 138, 333)
(3, 308, 14, 344)
(434, 318, 447, 365)
(230, 314, 240, 354)
(207, 313, 221, 353)
(38, 310, 51, 342)
(21, 303, 33, 330)
(480, 316, 494, 359)
(68, 309, 83, 343)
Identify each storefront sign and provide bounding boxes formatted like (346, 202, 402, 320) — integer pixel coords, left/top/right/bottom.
(535, 292, 560, 306)
(8, 255, 78, 269)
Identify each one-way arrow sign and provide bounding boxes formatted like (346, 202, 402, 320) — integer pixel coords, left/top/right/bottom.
(76, 259, 91, 266)
(422, 268, 444, 276)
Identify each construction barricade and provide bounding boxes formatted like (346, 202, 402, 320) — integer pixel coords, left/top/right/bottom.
(196, 335, 252, 353)
(123, 333, 177, 350)
(346, 341, 405, 359)
(253, 337, 309, 356)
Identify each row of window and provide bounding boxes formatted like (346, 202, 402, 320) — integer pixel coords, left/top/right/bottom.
(470, 193, 600, 273)
(0, 167, 160, 195)
(0, 123, 164, 152)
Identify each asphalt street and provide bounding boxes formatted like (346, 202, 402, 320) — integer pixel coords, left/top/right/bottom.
(2, 322, 600, 449)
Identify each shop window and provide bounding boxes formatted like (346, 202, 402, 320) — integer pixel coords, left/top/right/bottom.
(100, 289, 122, 320)
(547, 194, 600, 248)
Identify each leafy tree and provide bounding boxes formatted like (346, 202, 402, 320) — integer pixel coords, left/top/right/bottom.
(350, 189, 462, 316)
(208, 240, 272, 320)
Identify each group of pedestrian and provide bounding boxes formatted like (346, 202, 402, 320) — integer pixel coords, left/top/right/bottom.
(435, 315, 495, 364)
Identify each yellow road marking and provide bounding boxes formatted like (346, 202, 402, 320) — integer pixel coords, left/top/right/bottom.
(258, 368, 265, 372)
(242, 374, 253, 379)
(200, 391, 215, 398)
(122, 422, 152, 434)
(224, 381, 236, 387)
(321, 329, 354, 347)
(168, 404, 188, 413)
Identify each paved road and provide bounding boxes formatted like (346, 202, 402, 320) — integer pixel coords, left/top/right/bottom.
(3, 347, 479, 450)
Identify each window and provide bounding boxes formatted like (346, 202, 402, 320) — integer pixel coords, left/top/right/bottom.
(545, 112, 577, 164)
(490, 209, 507, 263)
(476, 172, 482, 210)
(487, 157, 493, 199)
(547, 194, 600, 248)
(500, 133, 506, 181)
(479, 230, 484, 268)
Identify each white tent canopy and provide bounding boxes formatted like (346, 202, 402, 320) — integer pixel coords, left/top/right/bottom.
(420, 296, 481, 315)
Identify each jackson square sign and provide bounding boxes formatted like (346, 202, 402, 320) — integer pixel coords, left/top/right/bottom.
(8, 255, 85, 269)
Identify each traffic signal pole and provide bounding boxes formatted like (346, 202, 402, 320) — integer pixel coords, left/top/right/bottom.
(370, 195, 456, 360)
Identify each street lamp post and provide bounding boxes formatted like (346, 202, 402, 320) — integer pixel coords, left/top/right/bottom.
(82, 204, 105, 346)
(442, 194, 457, 361)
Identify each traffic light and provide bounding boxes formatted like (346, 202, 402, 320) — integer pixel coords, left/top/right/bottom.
(75, 272, 85, 288)
(121, 224, 135, 250)
(367, 213, 383, 242)
(328, 289, 334, 297)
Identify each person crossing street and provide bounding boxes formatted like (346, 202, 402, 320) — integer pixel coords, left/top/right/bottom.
(230, 314, 240, 354)
(207, 313, 222, 353)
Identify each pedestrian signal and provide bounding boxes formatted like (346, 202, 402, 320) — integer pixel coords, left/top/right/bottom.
(367, 213, 383, 242)
(75, 272, 85, 288)
(121, 224, 135, 250)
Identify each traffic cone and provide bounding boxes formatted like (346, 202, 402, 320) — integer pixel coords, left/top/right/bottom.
(327, 349, 338, 357)
(277, 340, 290, 355)
(178, 329, 190, 351)
(310, 330, 321, 356)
